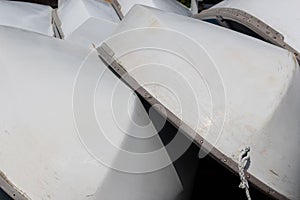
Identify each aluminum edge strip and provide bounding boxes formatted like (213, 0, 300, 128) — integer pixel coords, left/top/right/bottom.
(51, 9, 64, 39)
(0, 171, 29, 200)
(194, 8, 300, 62)
(109, 0, 124, 19)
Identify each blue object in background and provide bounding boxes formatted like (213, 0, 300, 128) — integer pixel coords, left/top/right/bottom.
(0, 188, 12, 200)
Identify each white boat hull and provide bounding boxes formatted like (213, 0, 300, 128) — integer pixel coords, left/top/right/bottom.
(0, 26, 184, 200)
(98, 5, 300, 200)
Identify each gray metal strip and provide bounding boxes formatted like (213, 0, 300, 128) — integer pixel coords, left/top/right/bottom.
(0, 171, 29, 200)
(110, 0, 124, 20)
(194, 8, 300, 62)
(51, 9, 64, 39)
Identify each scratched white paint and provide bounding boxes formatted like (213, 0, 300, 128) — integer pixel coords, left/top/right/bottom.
(57, 0, 119, 47)
(101, 5, 300, 199)
(0, 26, 183, 200)
(0, 0, 53, 36)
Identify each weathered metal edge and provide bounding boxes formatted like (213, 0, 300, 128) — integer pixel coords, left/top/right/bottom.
(194, 8, 300, 62)
(97, 43, 289, 200)
(110, 0, 124, 20)
(51, 8, 64, 39)
(0, 171, 30, 200)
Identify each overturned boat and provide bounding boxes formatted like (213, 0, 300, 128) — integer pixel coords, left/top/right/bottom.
(98, 5, 300, 200)
(0, 0, 299, 200)
(0, 19, 188, 200)
(0, 1, 198, 200)
(0, 0, 53, 36)
(194, 0, 300, 62)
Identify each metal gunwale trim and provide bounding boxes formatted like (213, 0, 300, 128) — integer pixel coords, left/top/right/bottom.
(194, 8, 300, 62)
(51, 9, 64, 39)
(97, 43, 288, 200)
(109, 0, 124, 20)
(0, 171, 30, 200)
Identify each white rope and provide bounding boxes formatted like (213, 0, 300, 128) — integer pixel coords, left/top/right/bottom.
(238, 146, 251, 200)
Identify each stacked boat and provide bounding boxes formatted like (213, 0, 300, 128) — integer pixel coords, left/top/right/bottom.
(0, 0, 299, 200)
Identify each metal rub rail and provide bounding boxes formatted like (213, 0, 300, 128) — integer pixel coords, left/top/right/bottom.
(194, 8, 300, 62)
